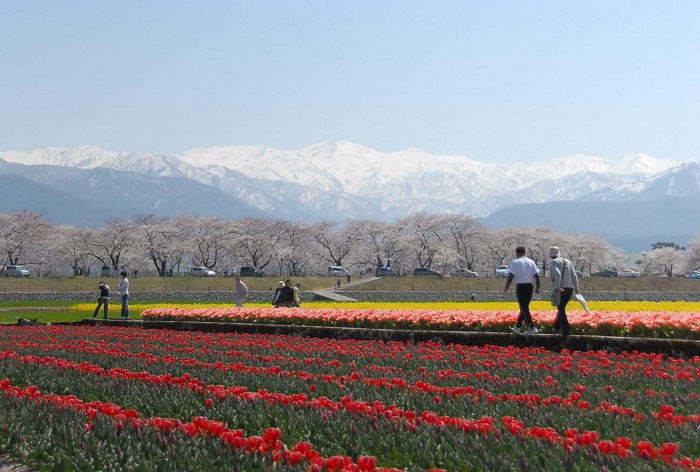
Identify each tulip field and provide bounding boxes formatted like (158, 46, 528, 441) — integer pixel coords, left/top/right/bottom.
(1, 303, 700, 471)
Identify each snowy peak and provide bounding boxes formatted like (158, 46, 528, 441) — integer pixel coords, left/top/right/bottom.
(610, 152, 677, 175)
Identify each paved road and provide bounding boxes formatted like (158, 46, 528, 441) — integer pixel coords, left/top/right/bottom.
(313, 276, 381, 301)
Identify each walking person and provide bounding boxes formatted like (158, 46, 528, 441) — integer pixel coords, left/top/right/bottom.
(503, 246, 541, 335)
(118, 270, 130, 319)
(92, 281, 110, 319)
(235, 275, 249, 307)
(549, 246, 579, 336)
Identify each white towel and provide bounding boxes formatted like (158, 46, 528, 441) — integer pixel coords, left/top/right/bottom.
(573, 292, 590, 314)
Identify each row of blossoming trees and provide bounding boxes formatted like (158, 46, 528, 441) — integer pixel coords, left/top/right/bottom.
(1, 210, 698, 278)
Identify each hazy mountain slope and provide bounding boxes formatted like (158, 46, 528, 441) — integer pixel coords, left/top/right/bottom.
(0, 174, 102, 226)
(480, 196, 697, 251)
(0, 160, 271, 223)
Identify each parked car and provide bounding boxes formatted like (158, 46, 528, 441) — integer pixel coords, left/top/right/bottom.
(327, 266, 350, 277)
(239, 266, 263, 277)
(450, 268, 478, 278)
(495, 265, 509, 278)
(189, 266, 217, 277)
(100, 265, 118, 277)
(412, 267, 441, 277)
(591, 269, 618, 277)
(4, 265, 29, 277)
(618, 268, 641, 278)
(376, 267, 398, 277)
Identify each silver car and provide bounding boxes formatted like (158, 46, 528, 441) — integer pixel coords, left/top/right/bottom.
(190, 266, 217, 277)
(5, 265, 30, 277)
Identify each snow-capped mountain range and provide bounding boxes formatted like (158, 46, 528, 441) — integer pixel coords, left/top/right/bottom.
(1, 141, 699, 251)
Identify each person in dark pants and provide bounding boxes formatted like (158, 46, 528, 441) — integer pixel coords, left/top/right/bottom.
(92, 282, 110, 319)
(118, 270, 130, 319)
(503, 246, 541, 335)
(549, 246, 579, 336)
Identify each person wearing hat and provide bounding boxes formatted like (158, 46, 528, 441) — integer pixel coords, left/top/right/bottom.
(234, 275, 249, 307)
(549, 246, 579, 336)
(503, 246, 541, 335)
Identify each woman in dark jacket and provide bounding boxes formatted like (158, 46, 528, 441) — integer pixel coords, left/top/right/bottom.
(275, 280, 296, 307)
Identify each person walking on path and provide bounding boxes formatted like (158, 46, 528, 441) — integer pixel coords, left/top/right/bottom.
(235, 275, 249, 307)
(549, 246, 579, 336)
(92, 281, 110, 319)
(118, 271, 130, 319)
(503, 246, 541, 335)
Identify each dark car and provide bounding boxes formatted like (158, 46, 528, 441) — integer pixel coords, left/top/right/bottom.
(100, 265, 118, 277)
(239, 266, 264, 277)
(591, 269, 618, 277)
(376, 267, 398, 277)
(412, 267, 441, 277)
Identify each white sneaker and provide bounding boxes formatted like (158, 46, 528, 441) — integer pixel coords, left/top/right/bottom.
(525, 326, 539, 335)
(511, 326, 521, 334)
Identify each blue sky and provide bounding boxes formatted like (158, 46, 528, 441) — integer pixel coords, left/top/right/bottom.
(2, 1, 698, 164)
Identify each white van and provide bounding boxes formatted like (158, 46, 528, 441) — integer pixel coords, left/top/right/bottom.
(327, 266, 350, 277)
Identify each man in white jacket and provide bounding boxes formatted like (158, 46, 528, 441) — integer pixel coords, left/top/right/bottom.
(235, 276, 249, 307)
(549, 246, 579, 336)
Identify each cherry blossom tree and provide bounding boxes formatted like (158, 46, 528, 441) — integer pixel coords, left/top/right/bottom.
(230, 217, 281, 273)
(84, 218, 138, 272)
(685, 236, 700, 273)
(443, 214, 485, 272)
(310, 220, 357, 269)
(398, 213, 447, 271)
(179, 216, 229, 270)
(134, 214, 183, 276)
(348, 219, 408, 275)
(273, 220, 313, 277)
(0, 210, 51, 270)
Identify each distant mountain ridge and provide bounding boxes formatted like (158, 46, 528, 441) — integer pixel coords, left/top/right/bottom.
(1, 141, 698, 251)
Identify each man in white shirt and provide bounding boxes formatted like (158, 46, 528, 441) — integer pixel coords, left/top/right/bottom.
(118, 270, 130, 319)
(503, 246, 541, 335)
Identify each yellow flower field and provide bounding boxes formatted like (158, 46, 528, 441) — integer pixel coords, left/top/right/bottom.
(72, 300, 700, 313)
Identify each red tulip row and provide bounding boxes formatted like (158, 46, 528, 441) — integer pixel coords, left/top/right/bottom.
(0, 378, 396, 472)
